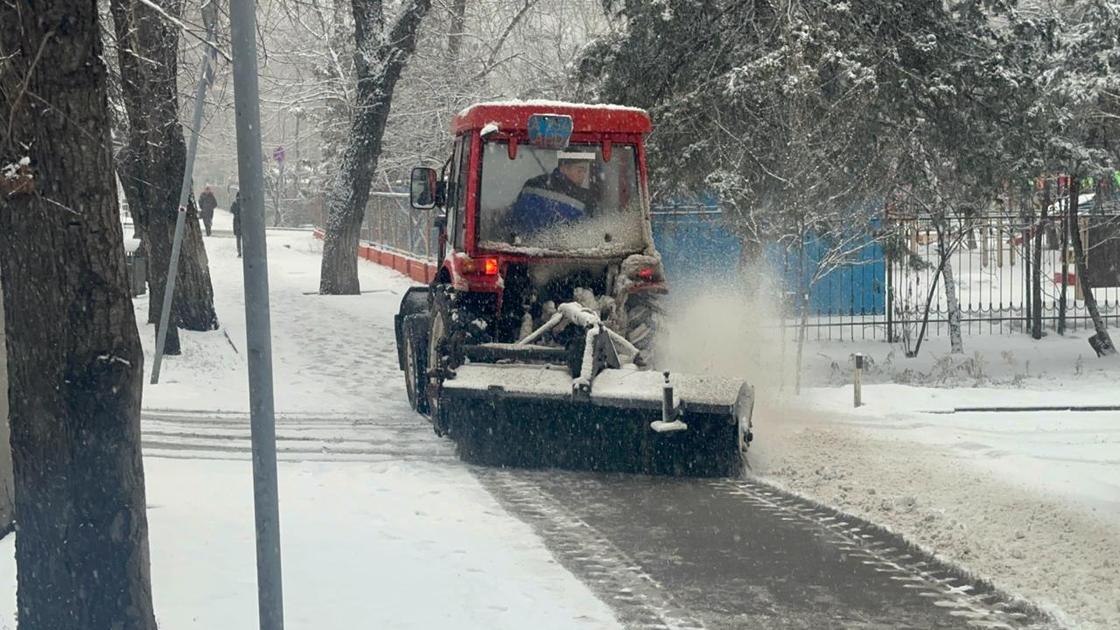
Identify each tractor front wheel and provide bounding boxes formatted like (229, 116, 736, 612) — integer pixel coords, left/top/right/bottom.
(426, 286, 460, 435)
(625, 290, 665, 366)
(402, 313, 430, 415)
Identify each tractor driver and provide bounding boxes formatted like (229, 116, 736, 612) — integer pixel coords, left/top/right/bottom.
(507, 150, 597, 236)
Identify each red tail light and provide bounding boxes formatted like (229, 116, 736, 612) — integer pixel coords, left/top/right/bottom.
(636, 267, 656, 281)
(462, 256, 499, 276)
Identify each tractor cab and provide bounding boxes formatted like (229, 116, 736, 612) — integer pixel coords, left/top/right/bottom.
(408, 102, 662, 332)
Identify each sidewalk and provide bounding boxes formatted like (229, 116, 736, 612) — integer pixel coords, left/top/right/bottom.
(0, 231, 620, 629)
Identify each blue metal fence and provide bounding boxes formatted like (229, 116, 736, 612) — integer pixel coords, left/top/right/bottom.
(650, 206, 742, 288)
(764, 231, 887, 317)
(651, 205, 888, 338)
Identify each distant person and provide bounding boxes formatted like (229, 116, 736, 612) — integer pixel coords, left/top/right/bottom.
(230, 191, 243, 257)
(198, 185, 217, 236)
(507, 151, 597, 236)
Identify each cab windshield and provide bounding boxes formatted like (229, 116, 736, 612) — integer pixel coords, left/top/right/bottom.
(477, 141, 647, 256)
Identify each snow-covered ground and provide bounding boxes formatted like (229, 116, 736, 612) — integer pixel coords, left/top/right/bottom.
(666, 292, 1120, 629)
(3, 227, 1118, 628)
(208, 205, 235, 233)
(0, 230, 620, 629)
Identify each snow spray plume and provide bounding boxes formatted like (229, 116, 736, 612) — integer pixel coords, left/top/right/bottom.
(660, 265, 793, 409)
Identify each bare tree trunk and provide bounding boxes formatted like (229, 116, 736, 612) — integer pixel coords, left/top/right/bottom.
(119, 145, 181, 353)
(794, 240, 807, 395)
(0, 275, 13, 530)
(794, 290, 809, 395)
(1058, 187, 1069, 334)
(1032, 182, 1049, 339)
(175, 195, 219, 331)
(1068, 178, 1116, 356)
(118, 150, 149, 247)
(116, 147, 151, 299)
(110, 0, 217, 338)
(0, 0, 158, 627)
(932, 218, 964, 353)
(942, 254, 964, 353)
(320, 0, 432, 294)
(448, 0, 466, 59)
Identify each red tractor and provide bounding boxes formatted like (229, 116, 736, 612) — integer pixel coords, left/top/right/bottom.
(394, 101, 752, 476)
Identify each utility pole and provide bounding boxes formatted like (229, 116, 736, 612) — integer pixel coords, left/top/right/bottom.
(230, 0, 285, 626)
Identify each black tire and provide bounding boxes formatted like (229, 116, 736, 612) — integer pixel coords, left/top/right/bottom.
(427, 286, 460, 435)
(624, 290, 664, 365)
(402, 313, 430, 415)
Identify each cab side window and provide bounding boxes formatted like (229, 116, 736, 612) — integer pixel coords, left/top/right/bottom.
(452, 137, 470, 247)
(444, 139, 463, 250)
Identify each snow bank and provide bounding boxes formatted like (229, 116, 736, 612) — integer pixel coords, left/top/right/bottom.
(752, 400, 1120, 630)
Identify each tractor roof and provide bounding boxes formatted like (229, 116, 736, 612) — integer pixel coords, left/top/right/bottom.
(453, 100, 652, 136)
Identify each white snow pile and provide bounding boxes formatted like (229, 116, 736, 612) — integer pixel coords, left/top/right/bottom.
(665, 288, 1120, 630)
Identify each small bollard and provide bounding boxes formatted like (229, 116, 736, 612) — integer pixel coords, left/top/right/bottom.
(853, 353, 864, 408)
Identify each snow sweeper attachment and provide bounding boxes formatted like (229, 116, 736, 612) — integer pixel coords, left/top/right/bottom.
(425, 298, 754, 477)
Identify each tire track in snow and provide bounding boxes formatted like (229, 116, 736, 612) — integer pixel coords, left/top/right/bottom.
(140, 409, 456, 463)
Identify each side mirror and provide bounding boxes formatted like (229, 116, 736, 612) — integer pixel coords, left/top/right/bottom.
(410, 167, 439, 209)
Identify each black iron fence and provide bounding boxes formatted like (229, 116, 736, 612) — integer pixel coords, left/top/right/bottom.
(886, 205, 1120, 344)
(786, 207, 1120, 342)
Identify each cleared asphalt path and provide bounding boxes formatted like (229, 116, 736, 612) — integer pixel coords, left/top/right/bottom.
(480, 470, 1053, 630)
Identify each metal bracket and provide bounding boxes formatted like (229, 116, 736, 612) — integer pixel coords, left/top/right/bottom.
(651, 371, 688, 433)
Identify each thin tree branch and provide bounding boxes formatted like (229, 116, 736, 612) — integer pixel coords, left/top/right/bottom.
(134, 0, 232, 62)
(4, 29, 54, 156)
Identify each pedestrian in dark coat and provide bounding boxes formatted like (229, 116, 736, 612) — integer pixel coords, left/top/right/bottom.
(230, 191, 243, 257)
(198, 186, 218, 236)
